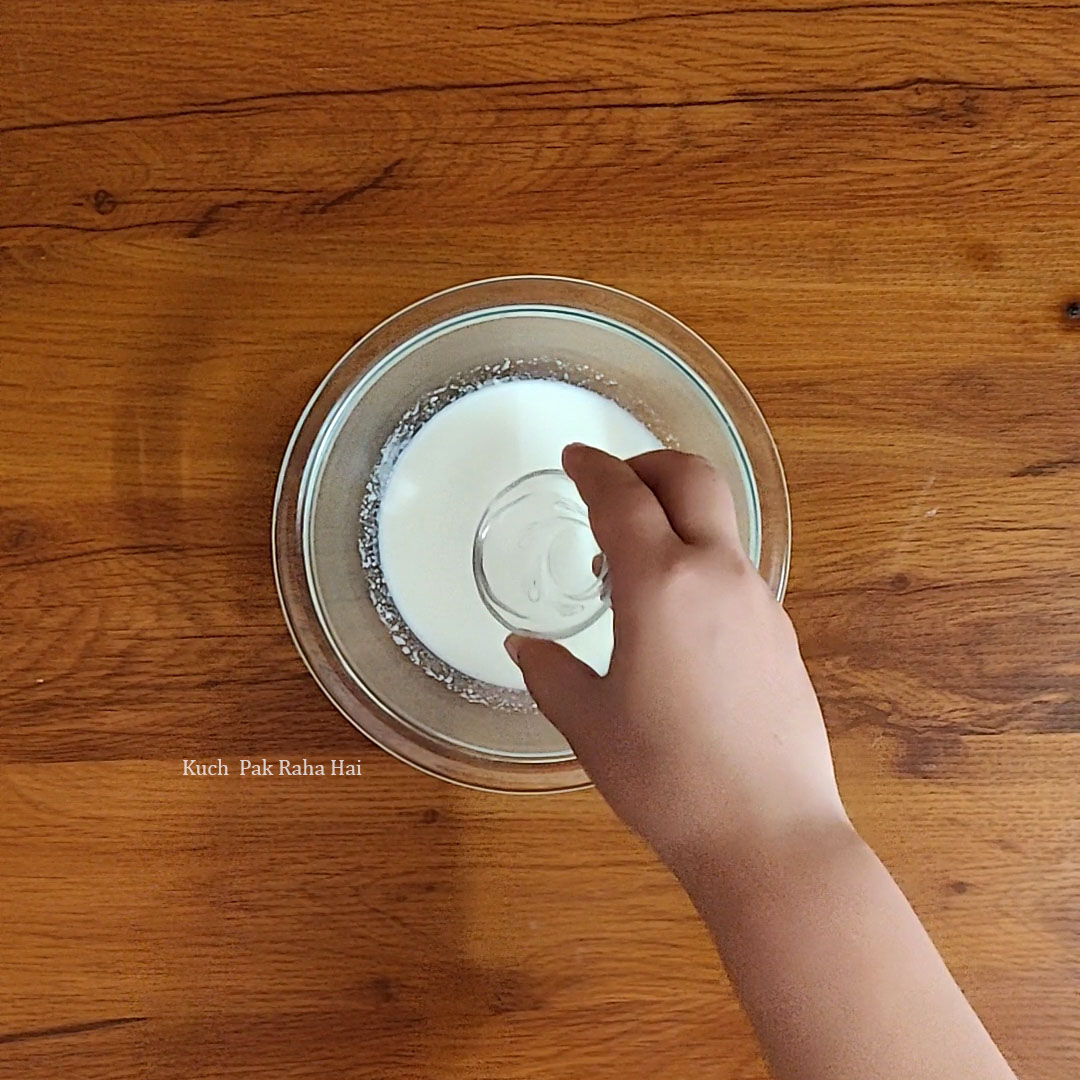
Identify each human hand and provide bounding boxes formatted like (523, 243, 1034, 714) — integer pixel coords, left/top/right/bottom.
(507, 448, 1019, 1080)
(506, 444, 846, 866)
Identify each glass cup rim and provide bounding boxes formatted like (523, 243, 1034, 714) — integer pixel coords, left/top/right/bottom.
(472, 467, 611, 640)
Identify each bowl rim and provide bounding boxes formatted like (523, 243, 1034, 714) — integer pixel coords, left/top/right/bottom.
(272, 274, 791, 794)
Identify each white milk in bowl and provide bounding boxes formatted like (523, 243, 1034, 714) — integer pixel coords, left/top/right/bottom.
(377, 379, 661, 689)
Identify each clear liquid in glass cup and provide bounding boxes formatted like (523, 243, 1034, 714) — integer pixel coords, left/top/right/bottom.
(473, 469, 609, 639)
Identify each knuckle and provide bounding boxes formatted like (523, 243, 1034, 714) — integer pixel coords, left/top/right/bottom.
(725, 550, 759, 581)
(655, 546, 704, 592)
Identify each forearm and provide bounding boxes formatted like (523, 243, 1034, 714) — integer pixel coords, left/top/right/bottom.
(672, 820, 1017, 1080)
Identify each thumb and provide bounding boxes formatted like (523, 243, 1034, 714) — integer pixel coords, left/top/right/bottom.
(505, 635, 598, 737)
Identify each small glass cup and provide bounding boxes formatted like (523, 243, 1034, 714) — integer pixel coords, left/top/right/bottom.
(473, 469, 609, 639)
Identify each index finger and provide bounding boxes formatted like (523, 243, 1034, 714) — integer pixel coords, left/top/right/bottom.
(561, 443, 675, 570)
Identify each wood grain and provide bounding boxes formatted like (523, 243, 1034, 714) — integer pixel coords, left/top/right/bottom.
(1, 1, 1078, 1077)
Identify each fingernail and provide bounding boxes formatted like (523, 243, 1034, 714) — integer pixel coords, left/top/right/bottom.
(504, 635, 521, 664)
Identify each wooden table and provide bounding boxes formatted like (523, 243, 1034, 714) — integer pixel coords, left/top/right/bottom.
(2, 2, 1078, 1077)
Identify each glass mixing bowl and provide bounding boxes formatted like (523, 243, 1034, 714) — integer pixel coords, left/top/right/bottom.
(273, 276, 790, 793)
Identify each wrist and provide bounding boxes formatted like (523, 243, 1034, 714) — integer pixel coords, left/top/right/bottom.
(662, 804, 861, 904)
